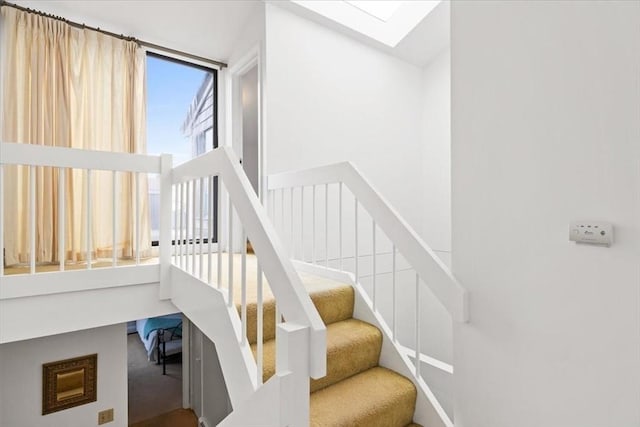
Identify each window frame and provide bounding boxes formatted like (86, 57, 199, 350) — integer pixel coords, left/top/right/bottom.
(146, 52, 219, 247)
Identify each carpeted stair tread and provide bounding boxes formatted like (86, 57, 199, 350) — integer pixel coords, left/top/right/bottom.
(243, 298, 277, 345)
(242, 285, 354, 345)
(251, 318, 382, 392)
(310, 366, 417, 427)
(308, 285, 354, 326)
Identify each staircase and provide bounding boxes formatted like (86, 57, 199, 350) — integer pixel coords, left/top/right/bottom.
(246, 283, 422, 427)
(1, 143, 466, 427)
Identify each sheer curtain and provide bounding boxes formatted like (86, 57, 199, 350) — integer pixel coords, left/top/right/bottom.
(1, 6, 150, 265)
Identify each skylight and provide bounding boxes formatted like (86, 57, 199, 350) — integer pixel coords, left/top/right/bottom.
(345, 1, 404, 22)
(291, 0, 441, 47)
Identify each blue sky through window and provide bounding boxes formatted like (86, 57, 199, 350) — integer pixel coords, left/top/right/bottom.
(146, 55, 208, 165)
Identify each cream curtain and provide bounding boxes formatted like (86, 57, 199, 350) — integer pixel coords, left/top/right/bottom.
(1, 6, 150, 266)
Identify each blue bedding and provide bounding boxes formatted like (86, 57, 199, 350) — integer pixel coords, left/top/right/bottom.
(143, 315, 182, 339)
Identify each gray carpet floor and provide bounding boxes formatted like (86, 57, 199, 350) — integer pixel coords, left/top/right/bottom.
(128, 333, 183, 425)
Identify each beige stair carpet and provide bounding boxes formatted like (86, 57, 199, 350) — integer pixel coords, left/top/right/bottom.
(310, 366, 417, 427)
(245, 283, 422, 427)
(251, 318, 381, 392)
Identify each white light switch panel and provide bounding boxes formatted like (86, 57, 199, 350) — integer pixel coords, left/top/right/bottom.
(569, 221, 613, 247)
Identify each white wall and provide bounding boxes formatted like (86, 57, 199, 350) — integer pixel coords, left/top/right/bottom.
(421, 48, 451, 259)
(451, 2, 640, 426)
(264, 3, 454, 261)
(417, 48, 453, 374)
(227, 3, 265, 69)
(265, 4, 425, 233)
(0, 324, 128, 427)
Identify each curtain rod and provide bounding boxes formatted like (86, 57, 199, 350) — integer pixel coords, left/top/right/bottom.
(0, 0, 228, 69)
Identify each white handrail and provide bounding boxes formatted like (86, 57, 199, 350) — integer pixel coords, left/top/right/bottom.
(268, 161, 469, 323)
(0, 142, 162, 173)
(172, 146, 327, 378)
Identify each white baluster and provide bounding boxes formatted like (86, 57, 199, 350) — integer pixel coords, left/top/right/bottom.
(191, 179, 197, 274)
(300, 186, 304, 262)
(181, 182, 186, 269)
(338, 182, 343, 270)
(174, 184, 179, 266)
(185, 181, 190, 271)
(134, 171, 139, 266)
(257, 263, 264, 385)
(415, 273, 421, 379)
(241, 230, 247, 344)
(312, 185, 316, 264)
(281, 188, 285, 242)
(111, 171, 119, 266)
(325, 183, 328, 267)
(30, 165, 36, 274)
(228, 198, 234, 307)
(392, 245, 397, 342)
(59, 168, 66, 271)
(199, 177, 204, 279)
(354, 197, 359, 282)
(290, 187, 294, 256)
(217, 177, 223, 289)
(372, 220, 376, 311)
(269, 189, 275, 223)
(87, 169, 93, 269)
(208, 176, 213, 284)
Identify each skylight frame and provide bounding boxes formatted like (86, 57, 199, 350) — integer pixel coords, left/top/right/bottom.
(344, 1, 404, 23)
(290, 0, 441, 47)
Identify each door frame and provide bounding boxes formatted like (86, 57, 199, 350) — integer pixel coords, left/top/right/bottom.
(224, 44, 266, 204)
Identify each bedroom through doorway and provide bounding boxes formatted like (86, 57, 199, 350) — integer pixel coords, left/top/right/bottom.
(127, 314, 185, 425)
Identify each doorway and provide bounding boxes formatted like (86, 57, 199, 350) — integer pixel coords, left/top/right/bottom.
(240, 65, 259, 196)
(227, 46, 263, 201)
(227, 47, 262, 254)
(127, 315, 184, 425)
(189, 323, 231, 425)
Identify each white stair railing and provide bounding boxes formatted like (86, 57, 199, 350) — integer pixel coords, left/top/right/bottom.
(267, 161, 468, 425)
(0, 142, 328, 425)
(0, 142, 165, 299)
(170, 147, 327, 426)
(268, 161, 467, 322)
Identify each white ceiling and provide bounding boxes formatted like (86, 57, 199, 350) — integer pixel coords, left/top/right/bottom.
(13, 0, 261, 64)
(11, 0, 448, 68)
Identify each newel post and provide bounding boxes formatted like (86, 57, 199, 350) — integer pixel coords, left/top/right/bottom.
(276, 322, 310, 426)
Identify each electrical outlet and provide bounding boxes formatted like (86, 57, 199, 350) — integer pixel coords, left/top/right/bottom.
(98, 409, 114, 425)
(569, 221, 613, 247)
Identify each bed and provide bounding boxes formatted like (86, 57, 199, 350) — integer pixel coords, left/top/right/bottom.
(135, 314, 183, 370)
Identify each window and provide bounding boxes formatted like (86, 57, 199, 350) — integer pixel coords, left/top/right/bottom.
(146, 53, 218, 245)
